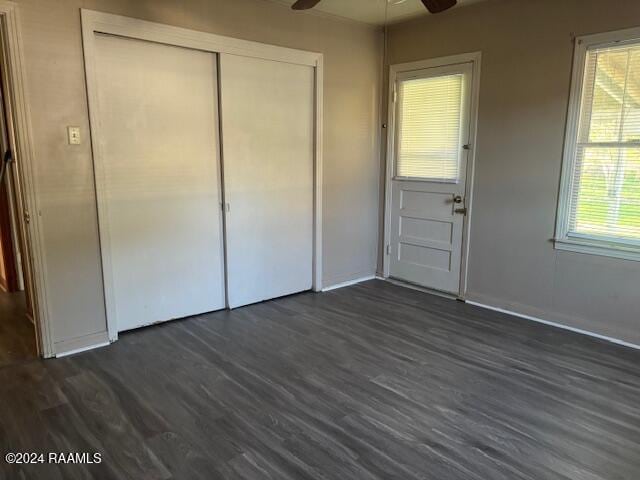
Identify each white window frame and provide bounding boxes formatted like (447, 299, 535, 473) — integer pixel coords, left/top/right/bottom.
(555, 26, 640, 262)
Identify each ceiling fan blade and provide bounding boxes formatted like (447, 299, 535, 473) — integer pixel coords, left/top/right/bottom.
(421, 0, 457, 14)
(291, 0, 322, 10)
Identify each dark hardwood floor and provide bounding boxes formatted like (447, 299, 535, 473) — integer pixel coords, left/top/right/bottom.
(0, 290, 36, 368)
(1, 280, 639, 479)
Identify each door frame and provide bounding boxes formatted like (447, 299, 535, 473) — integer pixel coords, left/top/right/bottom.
(0, 1, 53, 357)
(382, 52, 481, 299)
(81, 10, 324, 342)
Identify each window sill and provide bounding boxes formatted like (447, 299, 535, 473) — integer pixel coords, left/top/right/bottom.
(554, 236, 640, 262)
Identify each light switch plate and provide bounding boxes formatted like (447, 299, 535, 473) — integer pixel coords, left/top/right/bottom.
(67, 126, 81, 145)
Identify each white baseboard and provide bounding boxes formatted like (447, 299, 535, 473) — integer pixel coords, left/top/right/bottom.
(53, 330, 112, 358)
(322, 274, 376, 292)
(55, 341, 110, 358)
(466, 300, 640, 351)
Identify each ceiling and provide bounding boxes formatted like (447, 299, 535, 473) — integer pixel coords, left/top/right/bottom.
(272, 0, 484, 26)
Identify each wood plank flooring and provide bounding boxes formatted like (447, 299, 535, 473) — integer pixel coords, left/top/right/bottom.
(0, 290, 36, 368)
(1, 279, 639, 479)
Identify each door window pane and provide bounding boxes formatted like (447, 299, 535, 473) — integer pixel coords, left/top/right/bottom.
(396, 74, 464, 181)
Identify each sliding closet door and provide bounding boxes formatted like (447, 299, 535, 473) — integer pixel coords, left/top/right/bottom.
(219, 54, 314, 308)
(94, 35, 225, 331)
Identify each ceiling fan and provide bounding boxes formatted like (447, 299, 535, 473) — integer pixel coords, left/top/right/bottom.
(291, 0, 457, 15)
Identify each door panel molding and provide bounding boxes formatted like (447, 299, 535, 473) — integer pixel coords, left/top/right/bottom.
(383, 52, 482, 298)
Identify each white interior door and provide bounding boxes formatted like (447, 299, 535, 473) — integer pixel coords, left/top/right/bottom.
(94, 34, 226, 332)
(389, 62, 473, 294)
(219, 54, 314, 308)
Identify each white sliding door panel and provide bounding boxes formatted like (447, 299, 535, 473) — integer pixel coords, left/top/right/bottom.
(94, 34, 225, 332)
(220, 54, 314, 308)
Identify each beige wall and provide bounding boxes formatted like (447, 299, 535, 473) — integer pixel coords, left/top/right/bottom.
(386, 0, 640, 345)
(15, 0, 382, 353)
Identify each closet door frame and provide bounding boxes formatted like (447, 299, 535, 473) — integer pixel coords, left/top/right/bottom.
(82, 9, 324, 343)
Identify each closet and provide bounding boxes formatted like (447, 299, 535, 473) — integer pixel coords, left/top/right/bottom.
(219, 54, 314, 308)
(87, 22, 318, 334)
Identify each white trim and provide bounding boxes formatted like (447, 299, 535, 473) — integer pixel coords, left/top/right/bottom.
(555, 27, 640, 262)
(82, 10, 324, 342)
(313, 56, 324, 292)
(388, 53, 480, 73)
(466, 300, 640, 351)
(81, 10, 320, 66)
(0, 1, 54, 357)
(53, 330, 110, 356)
(555, 236, 640, 262)
(321, 275, 376, 292)
(55, 341, 110, 358)
(382, 51, 482, 299)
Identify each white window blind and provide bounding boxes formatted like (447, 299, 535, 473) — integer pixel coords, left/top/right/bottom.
(396, 74, 463, 181)
(569, 43, 640, 243)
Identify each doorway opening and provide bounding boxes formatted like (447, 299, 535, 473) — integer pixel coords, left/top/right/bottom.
(0, 77, 36, 367)
(0, 14, 39, 366)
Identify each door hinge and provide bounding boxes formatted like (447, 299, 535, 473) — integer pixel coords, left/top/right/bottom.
(23, 210, 31, 224)
(392, 86, 397, 103)
(386, 244, 391, 255)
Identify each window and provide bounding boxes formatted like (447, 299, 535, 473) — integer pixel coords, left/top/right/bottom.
(556, 29, 640, 261)
(395, 72, 465, 181)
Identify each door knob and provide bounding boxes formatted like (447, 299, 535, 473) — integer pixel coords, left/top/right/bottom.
(453, 195, 463, 204)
